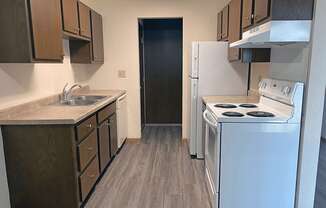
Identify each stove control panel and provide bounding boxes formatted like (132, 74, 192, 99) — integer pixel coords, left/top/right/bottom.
(259, 79, 303, 105)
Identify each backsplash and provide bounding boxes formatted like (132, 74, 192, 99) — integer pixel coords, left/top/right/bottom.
(250, 47, 310, 93)
(0, 40, 98, 110)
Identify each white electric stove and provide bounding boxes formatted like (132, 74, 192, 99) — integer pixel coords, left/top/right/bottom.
(203, 79, 304, 208)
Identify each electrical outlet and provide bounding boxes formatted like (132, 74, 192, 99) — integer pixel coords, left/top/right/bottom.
(118, 70, 127, 78)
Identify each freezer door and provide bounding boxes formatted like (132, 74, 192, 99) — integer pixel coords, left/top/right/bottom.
(188, 78, 198, 156)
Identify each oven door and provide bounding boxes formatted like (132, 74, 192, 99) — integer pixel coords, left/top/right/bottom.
(203, 110, 220, 208)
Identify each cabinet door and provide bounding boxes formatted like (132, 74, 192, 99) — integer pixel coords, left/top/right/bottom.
(221, 5, 229, 40)
(61, 0, 79, 34)
(217, 12, 223, 41)
(228, 0, 241, 61)
(109, 114, 118, 157)
(78, 2, 92, 38)
(98, 120, 111, 172)
(91, 11, 104, 63)
(29, 0, 63, 60)
(254, 0, 270, 23)
(242, 0, 253, 29)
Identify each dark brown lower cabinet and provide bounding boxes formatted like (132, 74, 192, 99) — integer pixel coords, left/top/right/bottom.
(1, 102, 118, 208)
(109, 114, 118, 157)
(98, 120, 111, 172)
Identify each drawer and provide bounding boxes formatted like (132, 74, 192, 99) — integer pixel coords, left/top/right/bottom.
(78, 130, 97, 171)
(79, 156, 99, 202)
(97, 102, 116, 124)
(76, 115, 97, 142)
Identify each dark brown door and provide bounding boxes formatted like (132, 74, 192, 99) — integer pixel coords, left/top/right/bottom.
(242, 0, 253, 29)
(221, 5, 229, 40)
(78, 2, 92, 38)
(217, 12, 222, 41)
(29, 0, 63, 60)
(109, 114, 118, 157)
(228, 0, 241, 61)
(254, 0, 270, 23)
(143, 19, 183, 124)
(61, 0, 79, 34)
(91, 11, 104, 63)
(98, 120, 111, 172)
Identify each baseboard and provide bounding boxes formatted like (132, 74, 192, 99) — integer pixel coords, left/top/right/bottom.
(126, 138, 141, 144)
(145, 123, 182, 127)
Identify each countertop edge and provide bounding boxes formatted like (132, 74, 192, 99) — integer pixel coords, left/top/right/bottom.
(0, 90, 126, 126)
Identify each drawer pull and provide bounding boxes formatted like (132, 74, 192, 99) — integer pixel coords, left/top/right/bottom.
(87, 147, 94, 151)
(88, 174, 96, 178)
(86, 124, 92, 128)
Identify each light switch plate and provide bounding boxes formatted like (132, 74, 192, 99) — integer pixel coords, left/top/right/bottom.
(118, 70, 127, 78)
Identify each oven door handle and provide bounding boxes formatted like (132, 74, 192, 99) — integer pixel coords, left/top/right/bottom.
(203, 110, 218, 128)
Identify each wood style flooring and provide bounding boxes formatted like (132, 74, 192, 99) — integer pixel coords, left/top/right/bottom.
(314, 139, 326, 208)
(85, 126, 211, 208)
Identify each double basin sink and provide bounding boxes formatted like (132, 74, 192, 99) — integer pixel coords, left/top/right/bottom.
(57, 95, 109, 106)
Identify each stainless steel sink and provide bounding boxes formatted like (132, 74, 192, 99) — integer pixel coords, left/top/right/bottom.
(55, 95, 109, 106)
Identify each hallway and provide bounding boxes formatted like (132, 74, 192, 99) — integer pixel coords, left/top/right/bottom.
(85, 126, 211, 208)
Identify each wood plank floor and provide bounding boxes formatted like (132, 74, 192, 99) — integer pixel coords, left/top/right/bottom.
(314, 139, 326, 208)
(85, 126, 211, 208)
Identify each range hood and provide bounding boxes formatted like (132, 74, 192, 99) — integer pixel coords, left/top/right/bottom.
(230, 20, 312, 48)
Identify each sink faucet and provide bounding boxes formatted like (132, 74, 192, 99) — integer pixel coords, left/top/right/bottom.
(61, 83, 82, 102)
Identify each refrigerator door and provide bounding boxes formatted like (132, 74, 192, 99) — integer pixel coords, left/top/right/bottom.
(189, 42, 199, 78)
(188, 78, 198, 156)
(195, 41, 249, 159)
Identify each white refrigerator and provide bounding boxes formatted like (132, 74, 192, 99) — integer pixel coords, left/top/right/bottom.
(188, 41, 249, 158)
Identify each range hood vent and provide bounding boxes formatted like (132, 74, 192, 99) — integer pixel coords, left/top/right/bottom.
(230, 20, 312, 48)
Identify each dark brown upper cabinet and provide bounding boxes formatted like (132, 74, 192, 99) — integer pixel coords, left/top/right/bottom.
(91, 11, 105, 63)
(0, 0, 63, 63)
(243, 0, 314, 31)
(70, 10, 104, 64)
(78, 2, 92, 39)
(221, 5, 229, 40)
(217, 12, 223, 41)
(61, 0, 80, 35)
(228, 0, 242, 61)
(254, 0, 270, 23)
(242, 0, 253, 29)
(228, 0, 271, 63)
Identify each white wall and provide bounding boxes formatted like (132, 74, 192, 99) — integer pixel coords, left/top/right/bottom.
(81, 0, 228, 139)
(0, 40, 98, 109)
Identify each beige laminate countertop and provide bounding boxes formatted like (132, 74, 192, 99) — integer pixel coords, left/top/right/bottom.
(202, 95, 260, 105)
(0, 89, 126, 125)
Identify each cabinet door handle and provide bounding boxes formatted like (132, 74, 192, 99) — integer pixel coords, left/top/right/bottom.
(86, 124, 92, 128)
(88, 174, 96, 178)
(87, 147, 93, 151)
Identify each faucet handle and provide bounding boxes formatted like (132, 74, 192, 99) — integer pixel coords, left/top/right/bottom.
(62, 83, 69, 92)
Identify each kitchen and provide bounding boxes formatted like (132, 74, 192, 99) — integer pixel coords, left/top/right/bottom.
(0, 0, 325, 208)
